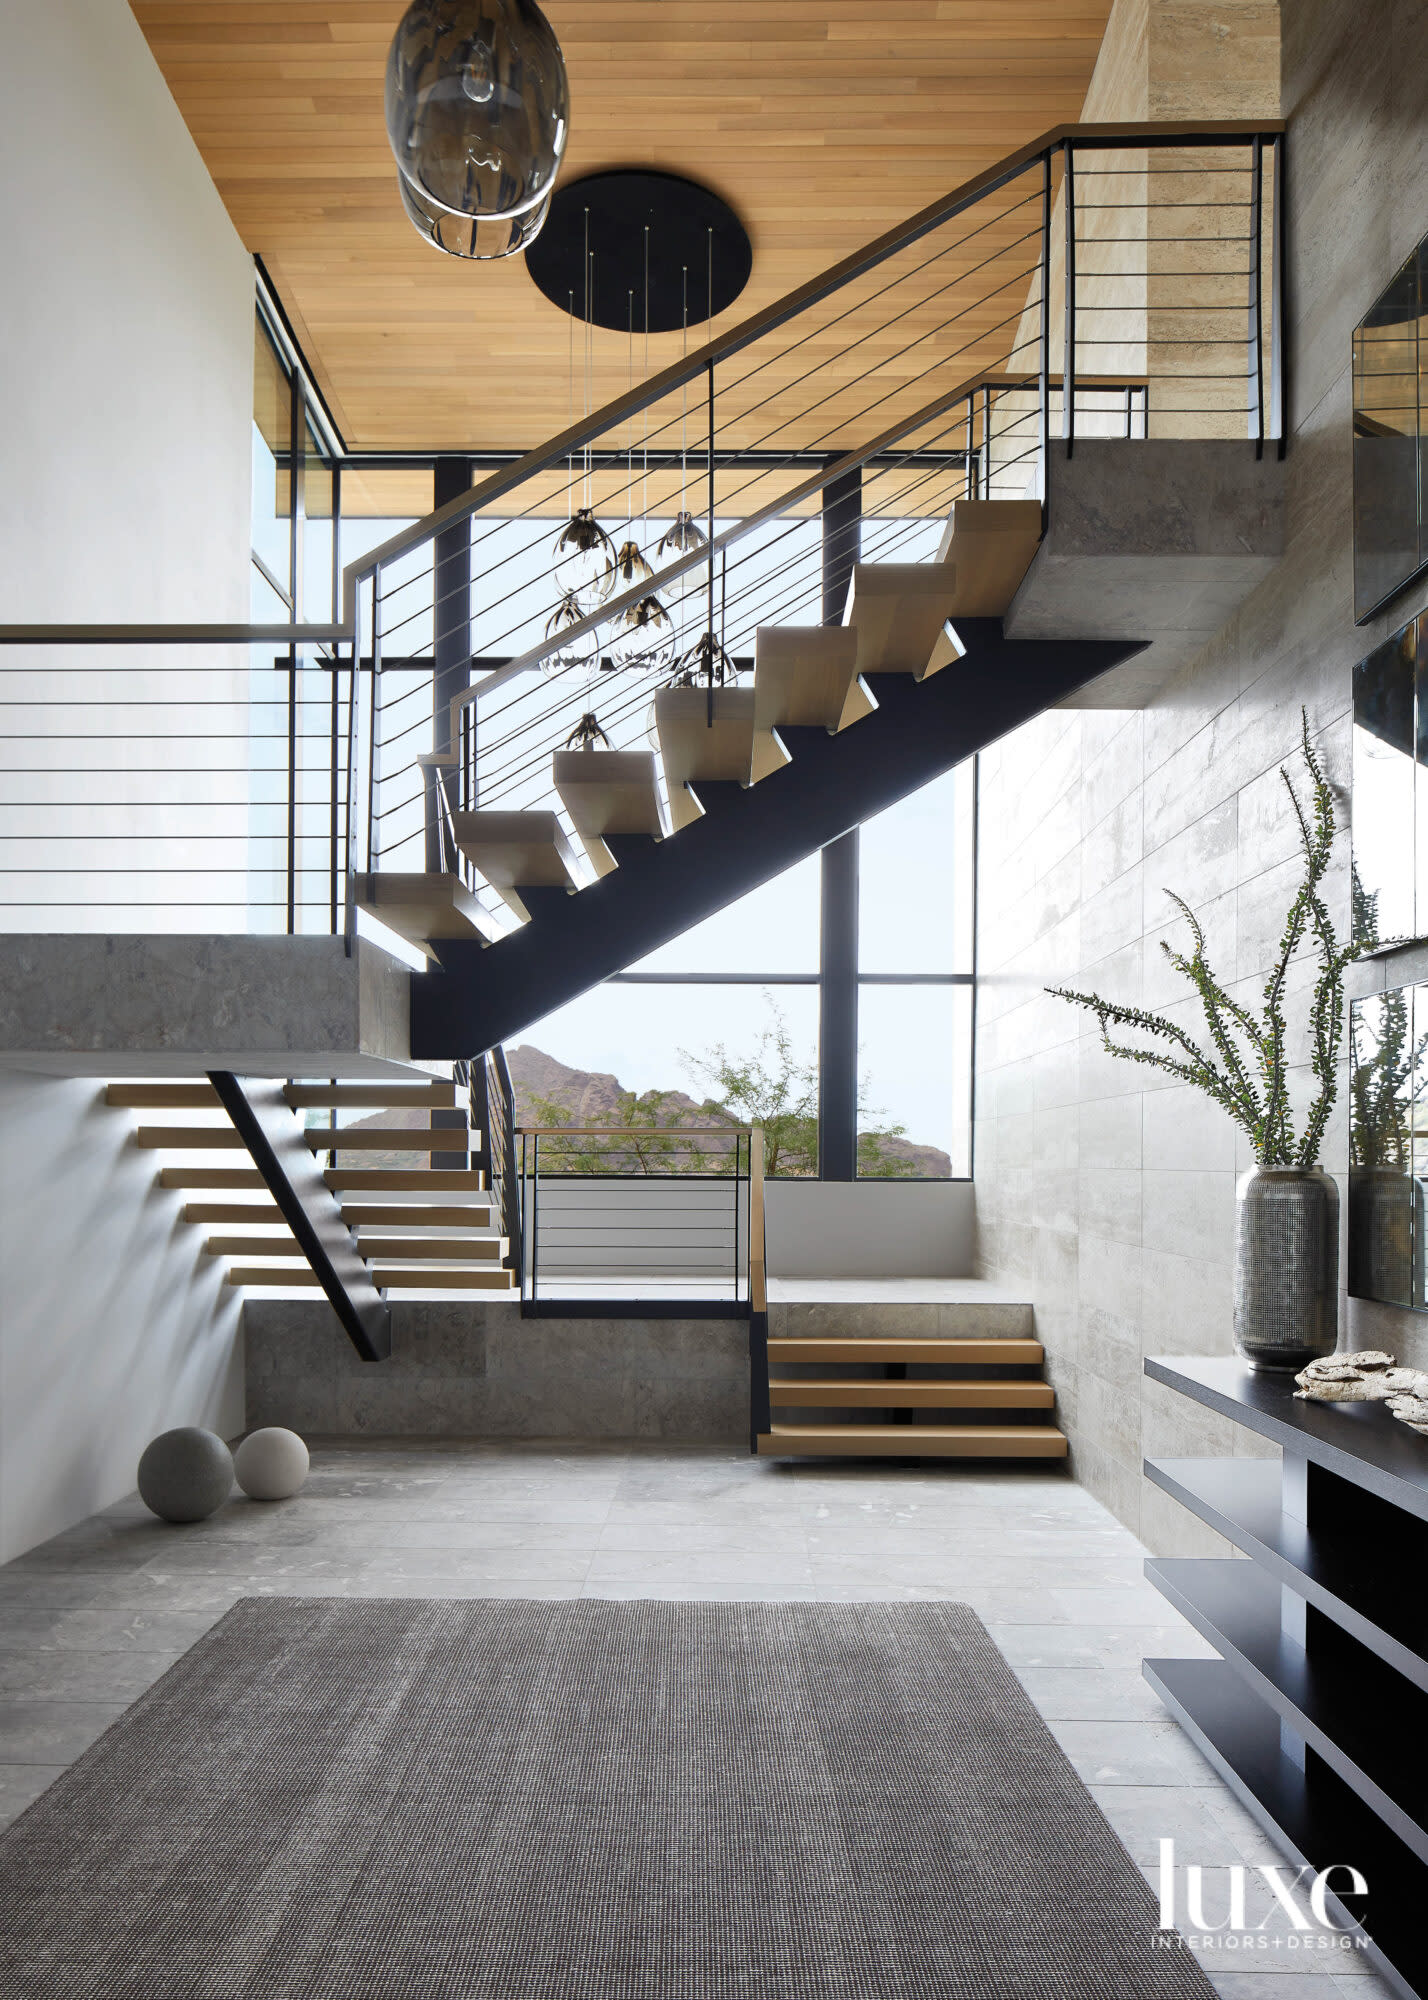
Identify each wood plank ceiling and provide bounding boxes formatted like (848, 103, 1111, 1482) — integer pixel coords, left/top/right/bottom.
(134, 2, 1112, 452)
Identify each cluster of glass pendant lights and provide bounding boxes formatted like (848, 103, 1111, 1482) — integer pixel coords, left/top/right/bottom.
(386, 0, 737, 700)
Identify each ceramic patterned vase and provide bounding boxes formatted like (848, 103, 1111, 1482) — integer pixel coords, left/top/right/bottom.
(1233, 1165, 1339, 1372)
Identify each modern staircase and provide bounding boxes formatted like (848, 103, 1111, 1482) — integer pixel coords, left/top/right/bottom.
(391, 525, 1144, 1056)
(106, 1074, 518, 1329)
(753, 1297, 1067, 1460)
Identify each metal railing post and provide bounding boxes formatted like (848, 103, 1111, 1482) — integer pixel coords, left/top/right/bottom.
(529, 1131, 540, 1304)
(707, 358, 717, 667)
(1249, 135, 1265, 455)
(1270, 132, 1286, 455)
(286, 646, 297, 934)
(747, 1124, 769, 1452)
(1063, 143, 1077, 454)
(1038, 148, 1052, 502)
(367, 562, 382, 876)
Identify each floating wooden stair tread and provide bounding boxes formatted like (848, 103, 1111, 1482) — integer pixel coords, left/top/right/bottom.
(226, 1265, 517, 1291)
(345, 1236, 507, 1260)
(749, 626, 861, 780)
(925, 498, 1044, 674)
(933, 499, 1042, 607)
(553, 747, 665, 841)
(373, 1268, 516, 1290)
(136, 1126, 245, 1150)
(324, 1168, 486, 1191)
(451, 809, 583, 893)
(336, 1203, 494, 1227)
(304, 1126, 472, 1153)
(160, 1167, 266, 1189)
(354, 871, 496, 958)
(768, 1379, 1055, 1408)
(284, 1081, 457, 1109)
(206, 1236, 303, 1258)
(757, 1424, 1068, 1457)
(765, 1337, 1044, 1365)
(107, 1082, 220, 1109)
(843, 560, 959, 677)
(653, 685, 757, 832)
(183, 1202, 283, 1223)
(226, 1266, 325, 1287)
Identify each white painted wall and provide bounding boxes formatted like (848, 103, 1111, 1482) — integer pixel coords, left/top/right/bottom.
(0, 0, 256, 935)
(0, 0, 252, 621)
(0, 1075, 244, 1561)
(766, 1181, 975, 1277)
(0, 1, 254, 1552)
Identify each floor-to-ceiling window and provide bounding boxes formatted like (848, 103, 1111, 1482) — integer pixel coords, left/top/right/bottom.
(511, 757, 975, 1179)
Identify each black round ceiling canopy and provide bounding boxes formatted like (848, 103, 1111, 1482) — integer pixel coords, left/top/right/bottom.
(525, 170, 752, 333)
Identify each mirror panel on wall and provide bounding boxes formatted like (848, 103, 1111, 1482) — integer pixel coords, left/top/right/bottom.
(1348, 987, 1423, 1307)
(1352, 613, 1428, 948)
(1354, 236, 1427, 622)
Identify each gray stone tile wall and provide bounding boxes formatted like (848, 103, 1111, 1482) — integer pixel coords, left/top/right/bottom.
(973, 0, 1428, 1550)
(244, 1301, 750, 1443)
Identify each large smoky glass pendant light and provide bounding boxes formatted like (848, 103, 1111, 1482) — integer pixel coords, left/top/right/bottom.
(385, 0, 569, 260)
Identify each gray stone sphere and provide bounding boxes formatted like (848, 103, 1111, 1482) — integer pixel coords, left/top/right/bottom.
(137, 1427, 233, 1523)
(234, 1427, 309, 1502)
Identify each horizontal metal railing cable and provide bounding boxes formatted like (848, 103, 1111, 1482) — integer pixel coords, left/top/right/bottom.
(0, 121, 1283, 933)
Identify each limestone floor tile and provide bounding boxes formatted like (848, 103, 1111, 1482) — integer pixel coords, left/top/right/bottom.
(0, 1650, 182, 1701)
(358, 1548, 593, 1583)
(584, 1550, 815, 1590)
(1088, 1782, 1262, 1868)
(0, 1700, 129, 1764)
(1051, 1717, 1220, 1787)
(986, 1622, 1219, 1670)
(1208, 1978, 1345, 1999)
(0, 1606, 222, 1654)
(1012, 1665, 1168, 1719)
(0, 1763, 66, 1831)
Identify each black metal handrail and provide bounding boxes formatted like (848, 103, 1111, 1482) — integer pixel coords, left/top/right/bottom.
(339, 117, 1285, 604)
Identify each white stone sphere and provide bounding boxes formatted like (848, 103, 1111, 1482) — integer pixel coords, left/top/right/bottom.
(234, 1427, 309, 1502)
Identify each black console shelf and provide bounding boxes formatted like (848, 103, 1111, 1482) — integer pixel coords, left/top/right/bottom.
(1145, 1356, 1428, 2000)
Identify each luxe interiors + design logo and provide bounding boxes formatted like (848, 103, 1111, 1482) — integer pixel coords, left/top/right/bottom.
(1154, 1840, 1369, 1957)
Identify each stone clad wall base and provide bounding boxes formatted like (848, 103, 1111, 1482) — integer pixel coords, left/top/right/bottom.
(244, 1300, 749, 1443)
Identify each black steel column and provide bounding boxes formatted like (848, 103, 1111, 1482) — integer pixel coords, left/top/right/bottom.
(429, 456, 474, 867)
(819, 833, 858, 1179)
(821, 456, 861, 628)
(818, 456, 861, 1181)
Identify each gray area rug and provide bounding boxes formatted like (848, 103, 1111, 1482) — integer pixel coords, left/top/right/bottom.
(0, 1597, 1212, 1999)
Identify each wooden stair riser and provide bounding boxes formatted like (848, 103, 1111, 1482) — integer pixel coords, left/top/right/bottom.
(765, 1337, 1044, 1366)
(757, 1425, 1068, 1458)
(768, 1380, 1055, 1409)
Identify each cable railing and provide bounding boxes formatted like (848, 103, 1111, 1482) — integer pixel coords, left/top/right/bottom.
(348, 121, 1284, 918)
(0, 641, 360, 935)
(0, 120, 1283, 936)
(520, 1125, 752, 1306)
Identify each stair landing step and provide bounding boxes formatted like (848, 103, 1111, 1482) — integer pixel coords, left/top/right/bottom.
(766, 1337, 1043, 1366)
(768, 1379, 1053, 1409)
(758, 1424, 1068, 1458)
